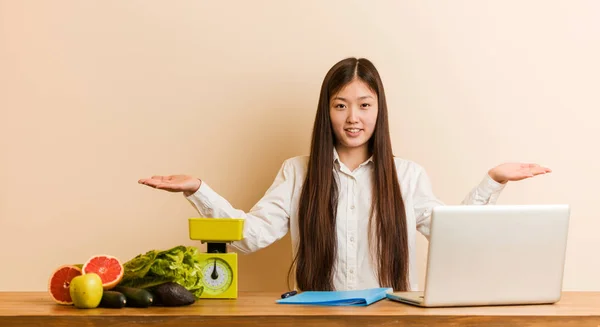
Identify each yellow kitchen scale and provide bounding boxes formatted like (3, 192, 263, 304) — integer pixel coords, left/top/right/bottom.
(188, 218, 244, 299)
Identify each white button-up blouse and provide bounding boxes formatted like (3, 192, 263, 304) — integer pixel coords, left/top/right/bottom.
(186, 150, 505, 291)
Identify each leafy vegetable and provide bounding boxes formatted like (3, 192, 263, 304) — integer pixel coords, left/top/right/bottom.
(119, 245, 204, 299)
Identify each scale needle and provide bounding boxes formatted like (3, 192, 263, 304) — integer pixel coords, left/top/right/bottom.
(211, 258, 219, 280)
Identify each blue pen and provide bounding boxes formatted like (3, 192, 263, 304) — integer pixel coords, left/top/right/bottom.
(281, 290, 297, 299)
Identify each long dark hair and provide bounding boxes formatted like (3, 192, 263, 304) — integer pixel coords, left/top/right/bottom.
(288, 57, 409, 291)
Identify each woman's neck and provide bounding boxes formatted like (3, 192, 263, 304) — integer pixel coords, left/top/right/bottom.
(335, 145, 370, 171)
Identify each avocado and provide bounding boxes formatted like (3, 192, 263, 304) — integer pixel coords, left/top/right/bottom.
(99, 291, 127, 308)
(152, 282, 196, 306)
(113, 286, 154, 308)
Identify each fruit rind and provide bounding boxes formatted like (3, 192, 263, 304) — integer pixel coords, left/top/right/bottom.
(48, 264, 83, 305)
(82, 255, 124, 290)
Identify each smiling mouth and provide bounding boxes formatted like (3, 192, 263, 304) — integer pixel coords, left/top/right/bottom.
(345, 128, 362, 133)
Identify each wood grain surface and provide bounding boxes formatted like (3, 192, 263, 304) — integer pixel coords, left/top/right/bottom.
(1, 291, 599, 326)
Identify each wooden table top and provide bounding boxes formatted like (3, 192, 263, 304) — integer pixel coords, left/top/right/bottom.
(1, 291, 600, 327)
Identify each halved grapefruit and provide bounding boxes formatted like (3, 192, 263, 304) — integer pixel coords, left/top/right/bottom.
(82, 255, 124, 290)
(48, 265, 83, 305)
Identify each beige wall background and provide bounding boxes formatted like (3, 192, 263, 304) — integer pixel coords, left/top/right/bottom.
(1, 1, 598, 292)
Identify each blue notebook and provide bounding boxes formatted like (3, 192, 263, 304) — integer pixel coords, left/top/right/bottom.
(276, 287, 392, 306)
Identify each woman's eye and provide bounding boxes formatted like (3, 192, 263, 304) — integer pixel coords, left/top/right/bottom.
(334, 104, 346, 109)
(361, 103, 371, 108)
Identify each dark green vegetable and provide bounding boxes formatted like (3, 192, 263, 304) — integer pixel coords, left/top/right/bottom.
(113, 286, 153, 308)
(151, 282, 196, 306)
(99, 291, 127, 308)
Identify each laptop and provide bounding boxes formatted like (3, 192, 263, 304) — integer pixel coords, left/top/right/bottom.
(387, 204, 570, 307)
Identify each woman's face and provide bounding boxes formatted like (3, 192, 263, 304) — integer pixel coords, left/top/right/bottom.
(329, 78, 379, 153)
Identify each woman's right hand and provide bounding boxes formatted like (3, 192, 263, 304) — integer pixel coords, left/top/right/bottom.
(138, 175, 202, 197)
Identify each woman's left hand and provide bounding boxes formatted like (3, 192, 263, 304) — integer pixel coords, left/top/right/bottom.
(488, 163, 552, 184)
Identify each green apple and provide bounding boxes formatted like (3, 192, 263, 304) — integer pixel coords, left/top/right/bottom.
(69, 273, 103, 309)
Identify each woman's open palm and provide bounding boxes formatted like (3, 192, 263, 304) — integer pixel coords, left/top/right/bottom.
(489, 163, 552, 184)
(138, 175, 201, 196)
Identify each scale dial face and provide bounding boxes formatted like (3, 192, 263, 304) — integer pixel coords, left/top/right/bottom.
(200, 257, 233, 295)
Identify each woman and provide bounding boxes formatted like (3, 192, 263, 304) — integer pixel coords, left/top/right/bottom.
(138, 57, 551, 292)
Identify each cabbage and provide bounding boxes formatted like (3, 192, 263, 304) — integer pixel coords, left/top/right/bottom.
(119, 245, 204, 299)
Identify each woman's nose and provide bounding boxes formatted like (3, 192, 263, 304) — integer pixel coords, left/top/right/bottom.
(346, 107, 359, 123)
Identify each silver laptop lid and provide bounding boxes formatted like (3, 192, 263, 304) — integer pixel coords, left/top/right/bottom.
(423, 204, 570, 307)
